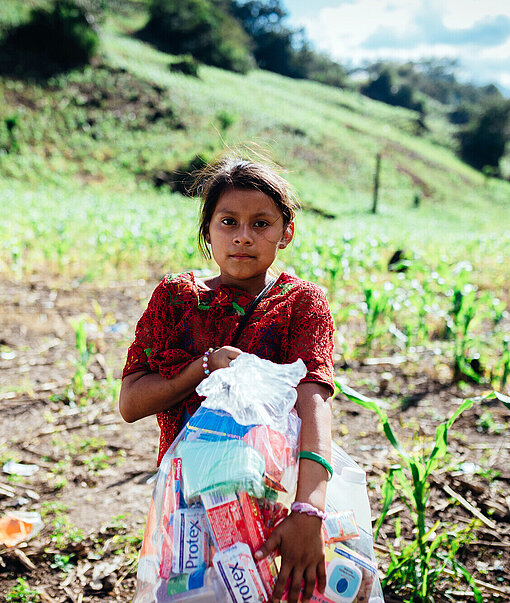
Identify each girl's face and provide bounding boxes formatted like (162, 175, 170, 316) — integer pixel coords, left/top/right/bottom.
(206, 187, 294, 291)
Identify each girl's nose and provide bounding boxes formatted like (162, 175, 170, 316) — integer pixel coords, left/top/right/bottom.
(233, 226, 253, 245)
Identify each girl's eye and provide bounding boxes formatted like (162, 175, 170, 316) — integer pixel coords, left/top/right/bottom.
(221, 218, 236, 226)
(254, 220, 269, 228)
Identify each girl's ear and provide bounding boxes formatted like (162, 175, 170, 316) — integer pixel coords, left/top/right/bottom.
(205, 231, 211, 244)
(279, 222, 294, 249)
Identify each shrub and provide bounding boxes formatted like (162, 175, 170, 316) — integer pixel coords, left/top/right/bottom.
(0, 0, 99, 77)
(138, 0, 254, 74)
(458, 100, 510, 173)
(361, 68, 424, 113)
(169, 55, 200, 77)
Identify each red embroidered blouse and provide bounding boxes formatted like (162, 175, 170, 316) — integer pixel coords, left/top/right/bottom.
(122, 271, 335, 465)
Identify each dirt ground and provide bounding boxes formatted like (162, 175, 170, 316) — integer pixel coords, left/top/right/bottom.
(1, 275, 509, 602)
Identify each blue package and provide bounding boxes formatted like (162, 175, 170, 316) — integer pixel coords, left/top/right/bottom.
(183, 408, 254, 443)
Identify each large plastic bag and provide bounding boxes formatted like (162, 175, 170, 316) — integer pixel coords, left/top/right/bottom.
(133, 353, 384, 603)
(133, 354, 305, 602)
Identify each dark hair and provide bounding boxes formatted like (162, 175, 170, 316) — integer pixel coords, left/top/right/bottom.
(197, 155, 298, 258)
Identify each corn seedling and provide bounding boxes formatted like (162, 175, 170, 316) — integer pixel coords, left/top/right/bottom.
(362, 283, 391, 352)
(444, 267, 486, 382)
(69, 317, 95, 398)
(6, 577, 40, 603)
(491, 335, 510, 389)
(40, 502, 84, 552)
(3, 116, 20, 154)
(335, 380, 510, 601)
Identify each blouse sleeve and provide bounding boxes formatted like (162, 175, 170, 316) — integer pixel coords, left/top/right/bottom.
(283, 285, 335, 396)
(122, 276, 198, 379)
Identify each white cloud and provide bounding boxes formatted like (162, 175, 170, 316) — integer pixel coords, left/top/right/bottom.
(442, 0, 510, 29)
(292, 0, 510, 93)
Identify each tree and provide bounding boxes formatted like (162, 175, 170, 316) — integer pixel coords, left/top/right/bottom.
(229, 0, 346, 84)
(137, 0, 254, 74)
(229, 0, 299, 76)
(0, 0, 99, 77)
(361, 69, 393, 103)
(459, 101, 510, 173)
(361, 68, 424, 113)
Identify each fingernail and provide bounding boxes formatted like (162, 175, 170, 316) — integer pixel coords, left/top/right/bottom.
(254, 550, 263, 559)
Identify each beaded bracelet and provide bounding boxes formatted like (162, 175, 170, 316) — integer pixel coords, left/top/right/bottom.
(202, 348, 214, 376)
(298, 450, 334, 481)
(290, 501, 327, 521)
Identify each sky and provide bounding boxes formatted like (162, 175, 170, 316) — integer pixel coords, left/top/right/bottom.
(284, 0, 510, 96)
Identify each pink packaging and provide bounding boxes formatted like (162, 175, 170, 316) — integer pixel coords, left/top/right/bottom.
(243, 425, 293, 486)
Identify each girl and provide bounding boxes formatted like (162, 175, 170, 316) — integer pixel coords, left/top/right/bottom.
(119, 156, 335, 603)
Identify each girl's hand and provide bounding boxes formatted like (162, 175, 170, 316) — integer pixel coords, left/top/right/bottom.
(255, 512, 326, 603)
(208, 346, 242, 371)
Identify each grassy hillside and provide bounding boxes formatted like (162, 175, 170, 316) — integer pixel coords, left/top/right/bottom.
(1, 3, 509, 287)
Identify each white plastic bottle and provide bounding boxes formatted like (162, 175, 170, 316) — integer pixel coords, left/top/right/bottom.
(324, 558, 363, 603)
(328, 466, 372, 535)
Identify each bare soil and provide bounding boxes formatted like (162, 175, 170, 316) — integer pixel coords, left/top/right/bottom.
(1, 276, 509, 602)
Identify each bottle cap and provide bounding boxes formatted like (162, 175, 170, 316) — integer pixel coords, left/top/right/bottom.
(341, 466, 366, 484)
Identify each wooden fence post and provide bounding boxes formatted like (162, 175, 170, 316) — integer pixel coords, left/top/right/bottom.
(371, 152, 381, 214)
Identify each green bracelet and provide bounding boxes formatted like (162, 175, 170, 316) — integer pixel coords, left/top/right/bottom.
(298, 451, 333, 481)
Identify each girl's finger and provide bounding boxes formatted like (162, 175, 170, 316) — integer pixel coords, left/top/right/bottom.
(316, 556, 327, 594)
(286, 568, 304, 603)
(254, 530, 280, 560)
(300, 566, 318, 603)
(271, 565, 291, 603)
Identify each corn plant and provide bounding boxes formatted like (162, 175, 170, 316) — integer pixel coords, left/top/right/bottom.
(361, 283, 392, 352)
(6, 577, 40, 603)
(335, 380, 510, 601)
(444, 266, 486, 382)
(3, 116, 20, 154)
(69, 317, 95, 398)
(492, 335, 510, 389)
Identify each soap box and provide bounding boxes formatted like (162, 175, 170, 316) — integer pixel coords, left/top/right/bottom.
(171, 508, 209, 575)
(213, 542, 268, 603)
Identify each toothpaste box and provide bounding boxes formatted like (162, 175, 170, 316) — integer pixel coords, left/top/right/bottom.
(213, 542, 268, 603)
(201, 491, 250, 550)
(155, 567, 207, 601)
(159, 458, 182, 579)
(201, 491, 278, 594)
(171, 508, 209, 575)
(237, 492, 278, 594)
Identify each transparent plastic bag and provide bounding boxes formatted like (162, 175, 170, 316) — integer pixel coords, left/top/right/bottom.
(197, 353, 306, 432)
(133, 354, 305, 602)
(134, 353, 384, 602)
